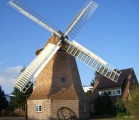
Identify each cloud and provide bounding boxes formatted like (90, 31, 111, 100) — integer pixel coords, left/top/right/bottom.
(0, 66, 23, 94)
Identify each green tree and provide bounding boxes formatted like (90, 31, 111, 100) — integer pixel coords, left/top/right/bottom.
(11, 86, 33, 108)
(0, 85, 9, 114)
(86, 90, 92, 97)
(11, 66, 33, 109)
(89, 71, 100, 97)
(125, 85, 139, 118)
(94, 92, 112, 115)
(115, 98, 127, 117)
(90, 71, 100, 87)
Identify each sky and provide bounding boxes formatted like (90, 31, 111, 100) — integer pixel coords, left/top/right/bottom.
(0, 0, 139, 94)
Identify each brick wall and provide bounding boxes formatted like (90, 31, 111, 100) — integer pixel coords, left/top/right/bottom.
(27, 99, 90, 120)
(27, 36, 90, 120)
(27, 99, 51, 120)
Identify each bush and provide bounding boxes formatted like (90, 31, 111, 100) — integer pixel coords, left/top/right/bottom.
(125, 86, 139, 118)
(117, 112, 125, 118)
(94, 92, 112, 115)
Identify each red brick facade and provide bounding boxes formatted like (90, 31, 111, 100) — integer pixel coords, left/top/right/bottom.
(27, 36, 90, 120)
(91, 68, 138, 107)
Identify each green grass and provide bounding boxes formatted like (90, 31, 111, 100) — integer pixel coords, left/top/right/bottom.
(89, 115, 139, 120)
(90, 119, 138, 120)
(90, 117, 139, 120)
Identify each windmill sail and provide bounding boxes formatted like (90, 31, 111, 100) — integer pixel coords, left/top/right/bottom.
(66, 41, 120, 82)
(8, 0, 121, 93)
(65, 0, 98, 39)
(14, 42, 61, 93)
(8, 0, 61, 38)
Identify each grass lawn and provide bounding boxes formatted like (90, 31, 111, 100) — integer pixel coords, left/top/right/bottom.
(90, 117, 138, 120)
(89, 115, 139, 120)
(90, 118, 138, 120)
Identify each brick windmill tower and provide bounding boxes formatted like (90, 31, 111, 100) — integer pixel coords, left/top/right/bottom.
(8, 0, 121, 119)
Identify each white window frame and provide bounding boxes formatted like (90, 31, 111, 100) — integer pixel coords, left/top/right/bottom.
(112, 90, 116, 95)
(98, 88, 122, 96)
(117, 89, 121, 95)
(35, 105, 42, 112)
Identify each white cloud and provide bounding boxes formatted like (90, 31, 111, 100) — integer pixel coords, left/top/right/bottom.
(0, 66, 23, 94)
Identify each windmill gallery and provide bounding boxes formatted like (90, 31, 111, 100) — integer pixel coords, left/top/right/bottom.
(8, 0, 121, 119)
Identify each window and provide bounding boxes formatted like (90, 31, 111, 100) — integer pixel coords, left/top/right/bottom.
(112, 90, 116, 95)
(35, 105, 42, 112)
(98, 88, 122, 96)
(98, 88, 121, 96)
(79, 103, 82, 110)
(98, 91, 102, 95)
(83, 104, 86, 112)
(108, 91, 111, 96)
(117, 89, 121, 95)
(61, 77, 66, 85)
(91, 104, 94, 113)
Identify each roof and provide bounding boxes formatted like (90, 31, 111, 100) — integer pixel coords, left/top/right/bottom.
(97, 68, 134, 89)
(90, 68, 138, 102)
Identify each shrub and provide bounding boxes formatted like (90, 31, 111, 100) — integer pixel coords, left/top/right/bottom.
(125, 86, 139, 118)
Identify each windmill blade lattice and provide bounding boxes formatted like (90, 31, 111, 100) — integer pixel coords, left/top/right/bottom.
(66, 41, 120, 82)
(65, 0, 98, 39)
(14, 42, 61, 93)
(8, 0, 121, 93)
(8, 0, 61, 37)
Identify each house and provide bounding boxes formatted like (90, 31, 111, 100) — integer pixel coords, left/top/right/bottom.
(90, 68, 138, 113)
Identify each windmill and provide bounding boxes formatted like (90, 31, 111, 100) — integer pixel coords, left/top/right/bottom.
(8, 0, 121, 119)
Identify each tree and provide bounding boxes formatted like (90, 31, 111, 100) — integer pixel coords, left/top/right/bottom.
(86, 90, 92, 97)
(11, 86, 33, 108)
(94, 92, 112, 115)
(0, 85, 9, 114)
(11, 66, 33, 109)
(90, 71, 100, 87)
(125, 85, 139, 118)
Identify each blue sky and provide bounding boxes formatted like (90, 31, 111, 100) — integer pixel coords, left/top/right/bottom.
(0, 0, 139, 94)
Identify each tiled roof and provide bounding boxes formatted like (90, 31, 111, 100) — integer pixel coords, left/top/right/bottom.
(91, 68, 138, 102)
(97, 68, 133, 89)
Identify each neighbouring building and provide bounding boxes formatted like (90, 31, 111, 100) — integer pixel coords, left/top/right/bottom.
(90, 68, 138, 113)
